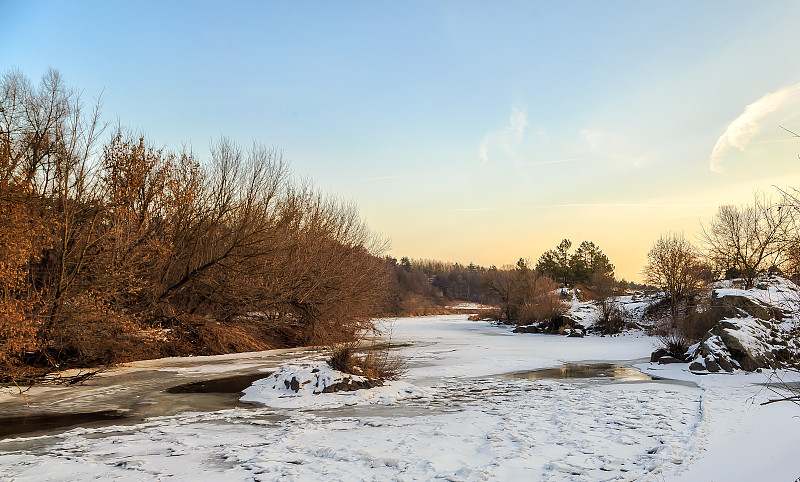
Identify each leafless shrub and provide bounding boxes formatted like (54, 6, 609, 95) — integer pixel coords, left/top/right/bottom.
(657, 331, 691, 360)
(328, 341, 406, 380)
(518, 291, 568, 326)
(676, 306, 717, 343)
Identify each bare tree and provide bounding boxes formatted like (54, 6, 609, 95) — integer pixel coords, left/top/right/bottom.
(701, 193, 791, 288)
(1, 67, 397, 373)
(592, 270, 624, 334)
(643, 232, 705, 318)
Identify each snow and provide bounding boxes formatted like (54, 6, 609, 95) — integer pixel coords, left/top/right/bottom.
(711, 276, 800, 313)
(1, 315, 798, 480)
(447, 302, 493, 310)
(638, 363, 800, 481)
(240, 364, 426, 409)
(561, 291, 663, 330)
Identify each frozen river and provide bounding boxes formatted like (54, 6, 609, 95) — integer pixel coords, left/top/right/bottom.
(0, 315, 797, 480)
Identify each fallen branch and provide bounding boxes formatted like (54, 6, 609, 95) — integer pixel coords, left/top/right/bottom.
(12, 379, 32, 408)
(761, 394, 800, 406)
(63, 370, 103, 385)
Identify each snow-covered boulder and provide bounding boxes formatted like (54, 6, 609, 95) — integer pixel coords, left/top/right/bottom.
(241, 364, 380, 401)
(690, 276, 800, 372)
(240, 363, 422, 409)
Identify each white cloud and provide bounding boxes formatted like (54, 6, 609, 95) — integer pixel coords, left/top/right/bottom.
(478, 105, 529, 166)
(478, 136, 490, 166)
(710, 83, 800, 173)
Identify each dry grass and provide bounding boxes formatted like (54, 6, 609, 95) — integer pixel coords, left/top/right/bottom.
(657, 331, 691, 360)
(328, 342, 406, 380)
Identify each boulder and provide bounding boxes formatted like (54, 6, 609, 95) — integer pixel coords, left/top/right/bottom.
(565, 329, 584, 338)
(710, 291, 772, 321)
(717, 357, 734, 372)
(513, 325, 539, 334)
(689, 361, 705, 371)
(650, 348, 669, 363)
(714, 327, 768, 371)
(283, 376, 301, 392)
(658, 356, 683, 364)
(704, 357, 720, 373)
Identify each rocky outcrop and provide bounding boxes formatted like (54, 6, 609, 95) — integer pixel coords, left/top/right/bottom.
(689, 279, 800, 372)
(512, 318, 585, 336)
(709, 290, 773, 322)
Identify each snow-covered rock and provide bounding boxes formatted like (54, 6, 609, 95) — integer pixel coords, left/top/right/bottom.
(239, 364, 422, 409)
(242, 365, 377, 400)
(690, 276, 800, 372)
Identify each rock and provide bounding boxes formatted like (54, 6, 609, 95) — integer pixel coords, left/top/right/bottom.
(737, 354, 763, 372)
(320, 377, 382, 393)
(689, 361, 705, 371)
(566, 329, 584, 338)
(717, 357, 734, 372)
(658, 356, 683, 364)
(715, 328, 768, 372)
(705, 357, 720, 372)
(710, 291, 772, 321)
(650, 348, 669, 363)
(290, 376, 300, 392)
(513, 325, 539, 334)
(542, 315, 576, 333)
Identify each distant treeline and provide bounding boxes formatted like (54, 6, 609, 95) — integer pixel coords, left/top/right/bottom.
(384, 257, 488, 315)
(384, 239, 637, 321)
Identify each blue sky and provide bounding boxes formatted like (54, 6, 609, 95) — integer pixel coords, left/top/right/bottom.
(4, 1, 800, 280)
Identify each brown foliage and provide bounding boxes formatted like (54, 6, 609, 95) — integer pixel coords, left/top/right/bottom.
(0, 69, 394, 377)
(328, 341, 405, 380)
(517, 276, 568, 326)
(483, 260, 567, 325)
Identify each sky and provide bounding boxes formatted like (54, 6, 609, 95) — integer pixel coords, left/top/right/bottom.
(4, 1, 800, 281)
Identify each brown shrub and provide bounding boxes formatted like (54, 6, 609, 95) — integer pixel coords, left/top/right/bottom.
(328, 341, 406, 380)
(517, 276, 568, 326)
(468, 308, 503, 321)
(675, 308, 718, 343)
(46, 294, 145, 366)
(595, 302, 626, 335)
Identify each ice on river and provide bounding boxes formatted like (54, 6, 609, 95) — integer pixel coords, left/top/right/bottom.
(1, 315, 798, 481)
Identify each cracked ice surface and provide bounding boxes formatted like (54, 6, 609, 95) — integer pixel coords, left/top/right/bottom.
(0, 315, 797, 481)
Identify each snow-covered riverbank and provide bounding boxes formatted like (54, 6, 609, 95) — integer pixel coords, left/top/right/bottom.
(1, 315, 798, 480)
